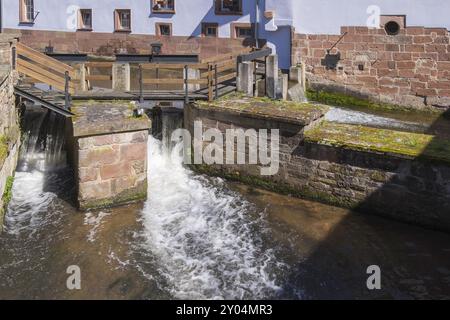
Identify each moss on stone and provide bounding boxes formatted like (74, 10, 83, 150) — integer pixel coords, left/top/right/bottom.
(195, 92, 328, 125)
(305, 121, 450, 165)
(190, 164, 358, 209)
(306, 88, 442, 115)
(0, 135, 8, 168)
(1, 176, 14, 230)
(79, 182, 147, 211)
(2, 176, 14, 207)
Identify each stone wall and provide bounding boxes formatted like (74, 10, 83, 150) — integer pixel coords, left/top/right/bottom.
(4, 29, 252, 60)
(292, 26, 450, 110)
(69, 101, 150, 210)
(75, 131, 148, 210)
(0, 35, 20, 229)
(186, 103, 450, 232)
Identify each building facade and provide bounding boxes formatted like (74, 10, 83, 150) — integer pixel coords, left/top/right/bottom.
(1, 1, 449, 69)
(1, 0, 449, 108)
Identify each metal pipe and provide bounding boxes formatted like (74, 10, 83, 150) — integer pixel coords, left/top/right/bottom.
(139, 64, 144, 103)
(255, 0, 260, 49)
(64, 71, 71, 110)
(184, 65, 189, 104)
(0, 0, 3, 33)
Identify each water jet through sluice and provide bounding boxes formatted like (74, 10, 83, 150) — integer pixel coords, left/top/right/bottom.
(0, 98, 450, 300)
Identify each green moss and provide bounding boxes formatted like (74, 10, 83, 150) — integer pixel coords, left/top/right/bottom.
(305, 121, 450, 165)
(191, 164, 358, 209)
(306, 88, 442, 115)
(1, 176, 14, 230)
(2, 176, 14, 207)
(195, 92, 328, 125)
(79, 183, 147, 211)
(0, 135, 8, 167)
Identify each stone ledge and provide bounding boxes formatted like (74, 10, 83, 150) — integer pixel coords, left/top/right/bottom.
(71, 100, 151, 137)
(304, 121, 450, 165)
(194, 93, 328, 126)
(78, 178, 147, 211)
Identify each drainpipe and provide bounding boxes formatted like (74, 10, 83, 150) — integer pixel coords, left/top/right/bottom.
(255, 0, 260, 48)
(0, 0, 3, 33)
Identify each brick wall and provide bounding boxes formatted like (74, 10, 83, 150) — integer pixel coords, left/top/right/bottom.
(186, 103, 450, 232)
(4, 29, 252, 60)
(76, 131, 148, 210)
(292, 26, 450, 109)
(0, 35, 20, 230)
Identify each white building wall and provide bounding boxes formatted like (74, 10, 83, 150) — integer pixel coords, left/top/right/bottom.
(2, 0, 449, 69)
(2, 0, 257, 37)
(291, 0, 450, 34)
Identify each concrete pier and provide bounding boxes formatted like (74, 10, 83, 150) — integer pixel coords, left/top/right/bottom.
(112, 63, 131, 92)
(237, 61, 254, 97)
(266, 54, 278, 99)
(68, 101, 150, 210)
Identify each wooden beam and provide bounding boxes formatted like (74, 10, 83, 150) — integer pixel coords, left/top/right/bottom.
(237, 48, 272, 63)
(17, 59, 75, 91)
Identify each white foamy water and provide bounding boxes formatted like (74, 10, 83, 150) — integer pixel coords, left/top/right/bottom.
(3, 108, 68, 236)
(84, 211, 112, 242)
(325, 107, 427, 132)
(137, 136, 283, 299)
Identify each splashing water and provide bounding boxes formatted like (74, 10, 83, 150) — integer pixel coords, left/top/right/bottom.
(325, 107, 428, 132)
(135, 136, 284, 299)
(4, 108, 71, 236)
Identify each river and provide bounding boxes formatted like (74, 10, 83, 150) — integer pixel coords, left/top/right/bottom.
(0, 106, 449, 300)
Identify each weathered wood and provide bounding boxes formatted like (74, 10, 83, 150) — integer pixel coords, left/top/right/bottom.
(142, 78, 185, 85)
(208, 65, 213, 102)
(17, 59, 76, 91)
(187, 78, 208, 85)
(17, 64, 74, 94)
(17, 42, 75, 77)
(85, 62, 114, 68)
(215, 72, 237, 84)
(85, 74, 112, 81)
(201, 47, 252, 64)
(140, 63, 207, 70)
(237, 48, 272, 63)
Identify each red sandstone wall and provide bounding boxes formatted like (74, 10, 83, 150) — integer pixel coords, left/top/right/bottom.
(292, 26, 450, 109)
(4, 29, 252, 61)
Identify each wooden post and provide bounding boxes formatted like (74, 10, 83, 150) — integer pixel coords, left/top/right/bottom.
(139, 64, 144, 103)
(208, 64, 213, 102)
(253, 60, 257, 96)
(184, 65, 189, 104)
(85, 65, 91, 90)
(214, 64, 218, 100)
(64, 71, 71, 110)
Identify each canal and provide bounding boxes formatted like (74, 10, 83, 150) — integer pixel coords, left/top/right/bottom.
(0, 106, 449, 299)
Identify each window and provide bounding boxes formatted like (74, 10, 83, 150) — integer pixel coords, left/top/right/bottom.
(156, 23, 172, 36)
(202, 23, 218, 37)
(19, 0, 35, 23)
(78, 9, 92, 30)
(152, 0, 175, 14)
(115, 9, 131, 32)
(231, 23, 254, 39)
(215, 0, 242, 15)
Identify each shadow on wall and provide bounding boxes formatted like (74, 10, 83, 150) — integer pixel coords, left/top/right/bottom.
(283, 109, 450, 299)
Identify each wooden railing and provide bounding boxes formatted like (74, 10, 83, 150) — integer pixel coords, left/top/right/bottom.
(16, 42, 76, 95)
(80, 47, 268, 102)
(84, 62, 114, 89)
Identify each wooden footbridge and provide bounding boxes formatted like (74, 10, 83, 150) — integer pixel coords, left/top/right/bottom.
(13, 42, 272, 117)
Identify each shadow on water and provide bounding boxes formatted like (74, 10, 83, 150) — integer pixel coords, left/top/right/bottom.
(280, 108, 450, 299)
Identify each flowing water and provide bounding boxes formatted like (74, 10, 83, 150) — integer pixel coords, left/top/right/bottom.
(0, 106, 450, 300)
